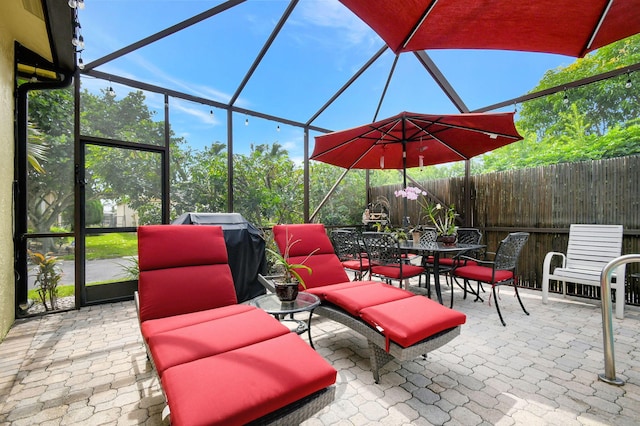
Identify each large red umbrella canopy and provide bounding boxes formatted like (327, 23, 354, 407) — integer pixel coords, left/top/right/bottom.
(339, 0, 640, 57)
(311, 111, 522, 172)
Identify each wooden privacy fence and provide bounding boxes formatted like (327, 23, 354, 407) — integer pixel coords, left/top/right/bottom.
(369, 155, 640, 306)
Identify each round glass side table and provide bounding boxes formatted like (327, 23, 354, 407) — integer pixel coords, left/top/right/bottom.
(251, 292, 320, 348)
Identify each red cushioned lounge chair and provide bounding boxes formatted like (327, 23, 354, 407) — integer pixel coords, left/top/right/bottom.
(136, 224, 336, 425)
(261, 223, 467, 383)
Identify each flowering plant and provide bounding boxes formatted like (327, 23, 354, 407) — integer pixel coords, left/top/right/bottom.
(394, 186, 426, 201)
(394, 186, 458, 236)
(423, 202, 458, 236)
(394, 186, 427, 232)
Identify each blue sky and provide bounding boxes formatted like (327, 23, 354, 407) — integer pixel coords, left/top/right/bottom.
(77, 0, 575, 163)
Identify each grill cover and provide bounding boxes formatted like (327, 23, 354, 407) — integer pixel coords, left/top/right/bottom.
(172, 213, 267, 302)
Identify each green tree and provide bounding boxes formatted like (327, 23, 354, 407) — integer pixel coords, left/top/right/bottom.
(170, 142, 227, 218)
(26, 86, 74, 235)
(480, 34, 640, 173)
(234, 143, 303, 226)
(85, 199, 104, 226)
(309, 163, 366, 226)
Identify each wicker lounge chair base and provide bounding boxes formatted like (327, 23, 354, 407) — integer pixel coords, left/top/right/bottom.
(265, 224, 466, 384)
(316, 303, 461, 383)
(259, 274, 462, 383)
(246, 386, 336, 425)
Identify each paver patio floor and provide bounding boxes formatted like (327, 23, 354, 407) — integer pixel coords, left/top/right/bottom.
(1, 283, 639, 425)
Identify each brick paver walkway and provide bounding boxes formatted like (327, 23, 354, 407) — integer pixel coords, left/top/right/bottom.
(1, 284, 639, 425)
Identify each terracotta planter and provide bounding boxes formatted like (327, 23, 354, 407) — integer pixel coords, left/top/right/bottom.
(412, 231, 421, 245)
(275, 282, 299, 302)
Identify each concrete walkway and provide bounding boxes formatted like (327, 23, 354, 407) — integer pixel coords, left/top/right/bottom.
(1, 284, 639, 425)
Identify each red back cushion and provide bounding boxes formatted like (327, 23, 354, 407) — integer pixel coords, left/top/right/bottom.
(287, 254, 350, 289)
(272, 224, 349, 288)
(138, 225, 229, 271)
(273, 224, 336, 256)
(137, 225, 238, 322)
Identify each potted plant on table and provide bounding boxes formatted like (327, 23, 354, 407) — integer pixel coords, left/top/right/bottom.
(266, 233, 319, 302)
(423, 202, 459, 245)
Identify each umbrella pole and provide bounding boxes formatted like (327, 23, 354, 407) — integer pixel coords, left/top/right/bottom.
(402, 140, 409, 227)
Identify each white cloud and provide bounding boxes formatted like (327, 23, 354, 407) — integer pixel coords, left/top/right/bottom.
(296, 0, 377, 47)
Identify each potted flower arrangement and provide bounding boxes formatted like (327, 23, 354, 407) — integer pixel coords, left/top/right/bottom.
(394, 186, 427, 244)
(423, 202, 459, 245)
(266, 233, 319, 302)
(394, 186, 459, 245)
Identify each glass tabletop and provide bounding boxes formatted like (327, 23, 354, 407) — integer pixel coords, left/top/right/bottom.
(251, 292, 320, 315)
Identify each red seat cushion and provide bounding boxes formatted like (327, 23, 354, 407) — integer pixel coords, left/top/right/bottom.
(323, 283, 413, 316)
(273, 223, 335, 256)
(341, 259, 369, 270)
(137, 225, 239, 322)
(426, 257, 478, 267)
(161, 333, 337, 426)
(371, 264, 425, 279)
(359, 296, 467, 350)
(148, 308, 290, 376)
(305, 280, 377, 300)
(453, 265, 513, 283)
(138, 225, 229, 271)
(272, 224, 351, 288)
(140, 304, 254, 343)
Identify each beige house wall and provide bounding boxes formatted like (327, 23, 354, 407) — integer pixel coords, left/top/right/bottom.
(0, 28, 15, 339)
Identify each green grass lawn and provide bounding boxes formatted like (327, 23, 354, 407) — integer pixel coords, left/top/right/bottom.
(29, 233, 139, 303)
(28, 284, 75, 300)
(27, 280, 124, 301)
(84, 232, 138, 260)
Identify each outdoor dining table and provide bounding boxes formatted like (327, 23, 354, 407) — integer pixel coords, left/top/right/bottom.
(398, 241, 486, 307)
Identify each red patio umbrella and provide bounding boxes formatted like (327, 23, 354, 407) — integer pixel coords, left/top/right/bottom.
(311, 111, 523, 223)
(338, 0, 640, 57)
(311, 111, 522, 176)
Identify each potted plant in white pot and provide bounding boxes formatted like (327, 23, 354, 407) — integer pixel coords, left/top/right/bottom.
(266, 233, 319, 302)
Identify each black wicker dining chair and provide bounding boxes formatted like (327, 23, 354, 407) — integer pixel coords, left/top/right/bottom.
(330, 228, 370, 280)
(361, 231, 429, 291)
(416, 228, 438, 287)
(445, 228, 484, 299)
(450, 232, 530, 326)
(422, 227, 479, 295)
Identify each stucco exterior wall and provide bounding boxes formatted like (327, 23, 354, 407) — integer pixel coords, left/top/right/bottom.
(0, 28, 15, 339)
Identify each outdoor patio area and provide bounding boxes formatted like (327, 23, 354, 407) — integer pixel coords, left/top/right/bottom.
(1, 281, 639, 425)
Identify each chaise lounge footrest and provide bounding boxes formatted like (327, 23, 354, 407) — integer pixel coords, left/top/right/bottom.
(311, 281, 466, 382)
(162, 333, 337, 426)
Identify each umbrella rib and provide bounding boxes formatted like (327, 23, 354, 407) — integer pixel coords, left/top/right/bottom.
(406, 116, 522, 140)
(312, 121, 400, 159)
(312, 120, 400, 159)
(425, 132, 469, 160)
(583, 0, 614, 55)
(401, 0, 440, 51)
